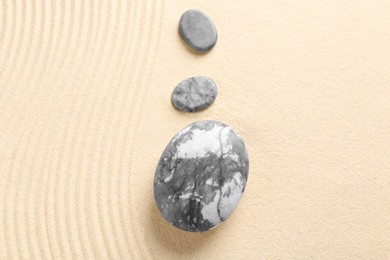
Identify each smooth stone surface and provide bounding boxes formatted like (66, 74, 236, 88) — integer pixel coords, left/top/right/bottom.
(171, 76, 218, 112)
(179, 9, 218, 52)
(154, 120, 249, 232)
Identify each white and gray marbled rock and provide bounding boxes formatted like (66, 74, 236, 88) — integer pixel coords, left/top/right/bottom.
(179, 9, 218, 52)
(171, 76, 218, 112)
(154, 120, 249, 232)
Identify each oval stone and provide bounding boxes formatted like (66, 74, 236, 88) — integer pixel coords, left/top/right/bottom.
(154, 120, 249, 232)
(179, 9, 218, 52)
(171, 76, 218, 112)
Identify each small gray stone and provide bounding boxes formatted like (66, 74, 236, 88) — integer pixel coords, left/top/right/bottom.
(171, 76, 218, 112)
(154, 120, 249, 232)
(179, 9, 218, 52)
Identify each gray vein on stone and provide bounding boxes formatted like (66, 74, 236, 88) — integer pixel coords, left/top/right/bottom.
(216, 126, 225, 221)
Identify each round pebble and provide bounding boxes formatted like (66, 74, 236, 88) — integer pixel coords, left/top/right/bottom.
(179, 9, 218, 52)
(154, 120, 249, 232)
(171, 76, 218, 112)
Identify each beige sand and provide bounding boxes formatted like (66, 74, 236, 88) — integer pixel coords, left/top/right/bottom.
(1, 0, 390, 259)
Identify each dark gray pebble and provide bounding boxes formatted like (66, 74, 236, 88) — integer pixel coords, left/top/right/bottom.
(179, 9, 218, 52)
(154, 120, 249, 232)
(171, 76, 218, 112)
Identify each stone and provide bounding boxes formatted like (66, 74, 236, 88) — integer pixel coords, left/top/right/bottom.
(179, 9, 218, 52)
(154, 120, 249, 232)
(171, 76, 218, 112)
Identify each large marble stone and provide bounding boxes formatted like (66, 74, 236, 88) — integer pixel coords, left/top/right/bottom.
(179, 9, 218, 52)
(171, 76, 218, 112)
(154, 120, 249, 232)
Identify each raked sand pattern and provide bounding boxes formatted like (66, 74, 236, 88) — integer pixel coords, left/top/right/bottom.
(0, 1, 165, 259)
